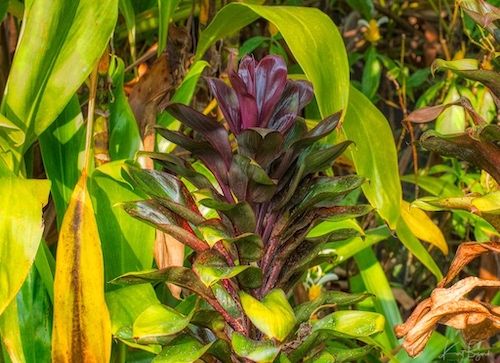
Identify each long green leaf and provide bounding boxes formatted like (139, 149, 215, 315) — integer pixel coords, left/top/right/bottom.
(0, 178, 50, 315)
(2, 0, 117, 171)
(353, 247, 402, 349)
(39, 95, 85, 227)
(342, 86, 401, 229)
(157, 0, 180, 56)
(194, 3, 349, 119)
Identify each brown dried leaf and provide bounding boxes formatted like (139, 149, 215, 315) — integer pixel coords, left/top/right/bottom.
(438, 242, 500, 287)
(396, 277, 500, 357)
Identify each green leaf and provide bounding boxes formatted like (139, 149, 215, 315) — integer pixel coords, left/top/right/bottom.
(312, 310, 385, 337)
(133, 304, 192, 343)
(106, 284, 160, 335)
(353, 248, 401, 349)
(197, 196, 257, 234)
(152, 334, 213, 363)
(193, 250, 250, 287)
(118, 0, 136, 60)
(293, 291, 373, 331)
(326, 345, 374, 363)
(195, 4, 349, 119)
(0, 113, 25, 146)
(361, 45, 381, 101)
(2, 0, 118, 171)
(232, 333, 280, 363)
(38, 95, 84, 227)
(91, 162, 155, 287)
(342, 86, 401, 229)
(0, 178, 50, 315)
(109, 57, 143, 160)
(431, 58, 479, 75)
(240, 290, 295, 341)
(157, 0, 180, 56)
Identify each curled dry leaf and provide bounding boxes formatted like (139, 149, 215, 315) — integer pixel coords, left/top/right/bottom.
(438, 242, 500, 287)
(395, 276, 500, 357)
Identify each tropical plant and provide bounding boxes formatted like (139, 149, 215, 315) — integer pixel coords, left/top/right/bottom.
(109, 53, 389, 361)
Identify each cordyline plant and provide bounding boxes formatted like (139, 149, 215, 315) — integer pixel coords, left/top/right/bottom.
(396, 0, 500, 357)
(111, 55, 385, 361)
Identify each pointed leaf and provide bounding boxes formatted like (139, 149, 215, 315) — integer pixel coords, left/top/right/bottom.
(52, 174, 111, 362)
(232, 333, 280, 363)
(237, 128, 284, 168)
(162, 103, 233, 167)
(0, 178, 50, 315)
(342, 86, 401, 229)
(240, 290, 296, 341)
(110, 267, 217, 306)
(401, 200, 448, 255)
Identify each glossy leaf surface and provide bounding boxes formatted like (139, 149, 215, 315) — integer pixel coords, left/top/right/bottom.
(342, 86, 401, 229)
(313, 310, 385, 337)
(232, 333, 280, 363)
(240, 290, 295, 341)
(152, 334, 213, 363)
(133, 304, 192, 341)
(193, 250, 250, 287)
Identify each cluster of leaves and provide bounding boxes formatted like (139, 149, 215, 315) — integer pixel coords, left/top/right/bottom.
(111, 54, 385, 361)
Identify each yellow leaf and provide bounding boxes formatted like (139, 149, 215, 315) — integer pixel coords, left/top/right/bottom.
(401, 200, 448, 255)
(52, 173, 111, 362)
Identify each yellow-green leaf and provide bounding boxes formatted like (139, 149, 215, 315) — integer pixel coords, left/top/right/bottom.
(0, 178, 50, 315)
(472, 191, 500, 214)
(52, 174, 111, 362)
(401, 200, 448, 255)
(239, 290, 295, 341)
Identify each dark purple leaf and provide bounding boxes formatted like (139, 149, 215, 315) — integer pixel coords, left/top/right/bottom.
(162, 103, 233, 168)
(136, 151, 219, 194)
(236, 128, 284, 169)
(205, 77, 241, 134)
(268, 81, 300, 133)
(198, 198, 257, 234)
(229, 154, 277, 204)
(155, 126, 230, 187)
(254, 55, 288, 128)
(296, 80, 314, 111)
(229, 67, 258, 130)
(124, 164, 201, 214)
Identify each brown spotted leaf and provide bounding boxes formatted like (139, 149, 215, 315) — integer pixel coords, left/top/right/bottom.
(52, 173, 111, 362)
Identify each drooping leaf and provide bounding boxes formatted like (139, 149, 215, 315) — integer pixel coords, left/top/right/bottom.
(51, 173, 111, 362)
(313, 310, 385, 337)
(196, 219, 232, 247)
(342, 86, 401, 229)
(0, 178, 50, 315)
(3, 0, 117, 171)
(232, 333, 280, 363)
(240, 289, 296, 341)
(400, 200, 448, 255)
